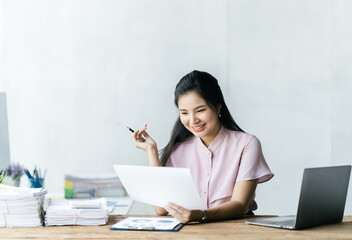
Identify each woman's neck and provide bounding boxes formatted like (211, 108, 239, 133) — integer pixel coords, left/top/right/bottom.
(200, 123, 221, 147)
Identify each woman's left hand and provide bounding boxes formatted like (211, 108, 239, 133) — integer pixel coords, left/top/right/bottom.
(164, 202, 201, 224)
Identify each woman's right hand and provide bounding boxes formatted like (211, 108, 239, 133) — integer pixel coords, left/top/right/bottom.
(132, 123, 157, 153)
(132, 123, 161, 167)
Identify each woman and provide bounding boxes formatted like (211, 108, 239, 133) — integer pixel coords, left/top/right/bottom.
(132, 70, 273, 224)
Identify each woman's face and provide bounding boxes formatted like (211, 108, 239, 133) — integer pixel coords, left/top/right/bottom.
(178, 91, 221, 147)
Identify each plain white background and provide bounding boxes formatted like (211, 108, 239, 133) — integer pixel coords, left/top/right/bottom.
(1, 0, 351, 215)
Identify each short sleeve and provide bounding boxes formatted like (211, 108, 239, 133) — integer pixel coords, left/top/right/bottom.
(236, 136, 273, 183)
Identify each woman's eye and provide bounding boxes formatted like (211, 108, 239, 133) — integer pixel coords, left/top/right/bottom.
(197, 109, 205, 112)
(180, 112, 188, 115)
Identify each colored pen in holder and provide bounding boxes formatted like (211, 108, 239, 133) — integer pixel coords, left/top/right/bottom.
(29, 177, 44, 188)
(24, 168, 46, 188)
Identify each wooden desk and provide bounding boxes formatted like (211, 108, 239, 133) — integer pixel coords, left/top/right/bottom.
(1, 215, 352, 240)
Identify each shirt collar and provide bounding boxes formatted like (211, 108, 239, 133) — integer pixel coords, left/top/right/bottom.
(196, 125, 227, 151)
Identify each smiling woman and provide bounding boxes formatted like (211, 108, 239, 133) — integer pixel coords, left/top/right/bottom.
(131, 70, 273, 224)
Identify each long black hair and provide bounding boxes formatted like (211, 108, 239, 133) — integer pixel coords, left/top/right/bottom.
(160, 70, 244, 166)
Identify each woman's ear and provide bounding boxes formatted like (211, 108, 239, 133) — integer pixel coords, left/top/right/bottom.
(217, 104, 222, 115)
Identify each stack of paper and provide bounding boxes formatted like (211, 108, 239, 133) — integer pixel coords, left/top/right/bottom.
(45, 198, 108, 226)
(0, 184, 47, 228)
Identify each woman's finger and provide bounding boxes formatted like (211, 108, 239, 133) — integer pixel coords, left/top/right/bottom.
(164, 205, 178, 217)
(136, 130, 141, 141)
(142, 130, 150, 139)
(137, 124, 148, 140)
(165, 205, 187, 223)
(132, 130, 138, 140)
(139, 123, 147, 133)
(133, 130, 143, 142)
(167, 202, 184, 213)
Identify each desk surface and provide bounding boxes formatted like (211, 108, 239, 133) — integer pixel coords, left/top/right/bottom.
(1, 215, 352, 240)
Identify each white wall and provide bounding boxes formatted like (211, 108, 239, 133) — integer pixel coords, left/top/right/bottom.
(1, 0, 351, 215)
(331, 0, 352, 216)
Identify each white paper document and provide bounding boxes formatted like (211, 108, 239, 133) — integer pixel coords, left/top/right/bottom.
(113, 165, 204, 210)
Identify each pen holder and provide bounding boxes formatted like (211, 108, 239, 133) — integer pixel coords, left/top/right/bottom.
(29, 178, 44, 188)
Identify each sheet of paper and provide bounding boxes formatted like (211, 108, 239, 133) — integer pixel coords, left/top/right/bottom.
(113, 165, 204, 210)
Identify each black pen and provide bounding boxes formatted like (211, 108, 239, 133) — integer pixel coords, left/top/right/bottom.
(127, 126, 134, 133)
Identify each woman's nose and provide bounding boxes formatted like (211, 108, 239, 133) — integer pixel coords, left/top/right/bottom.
(190, 114, 199, 125)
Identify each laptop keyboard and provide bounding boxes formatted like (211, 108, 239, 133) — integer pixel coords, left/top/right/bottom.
(259, 216, 296, 227)
(271, 219, 295, 226)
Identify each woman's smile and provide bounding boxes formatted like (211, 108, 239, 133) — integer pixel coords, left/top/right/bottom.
(191, 123, 206, 132)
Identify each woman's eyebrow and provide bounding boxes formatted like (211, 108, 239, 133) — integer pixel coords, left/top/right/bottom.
(179, 105, 207, 111)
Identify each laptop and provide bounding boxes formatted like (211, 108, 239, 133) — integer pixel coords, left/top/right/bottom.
(246, 165, 351, 230)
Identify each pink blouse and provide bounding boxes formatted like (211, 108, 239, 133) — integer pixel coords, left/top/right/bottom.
(165, 126, 273, 211)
